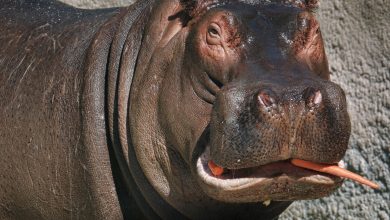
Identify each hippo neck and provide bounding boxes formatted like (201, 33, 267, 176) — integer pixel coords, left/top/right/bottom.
(104, 0, 188, 219)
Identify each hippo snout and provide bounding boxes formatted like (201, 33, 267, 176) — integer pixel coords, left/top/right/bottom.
(209, 80, 351, 169)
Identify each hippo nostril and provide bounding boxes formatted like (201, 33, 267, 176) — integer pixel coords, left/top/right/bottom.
(258, 91, 275, 108)
(304, 88, 322, 107)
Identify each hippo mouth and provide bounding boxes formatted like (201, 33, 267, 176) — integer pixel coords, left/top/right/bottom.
(194, 145, 344, 203)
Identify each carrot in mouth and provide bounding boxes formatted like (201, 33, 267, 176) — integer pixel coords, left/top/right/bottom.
(208, 160, 224, 176)
(291, 159, 380, 190)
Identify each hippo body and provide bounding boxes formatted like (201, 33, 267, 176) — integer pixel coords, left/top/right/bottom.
(0, 0, 350, 219)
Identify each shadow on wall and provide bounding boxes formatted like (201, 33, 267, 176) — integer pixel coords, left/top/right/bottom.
(61, 0, 390, 219)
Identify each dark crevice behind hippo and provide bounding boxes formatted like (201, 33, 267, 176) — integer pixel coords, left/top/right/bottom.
(0, 0, 350, 219)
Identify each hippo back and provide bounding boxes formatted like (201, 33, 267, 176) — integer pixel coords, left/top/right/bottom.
(0, 1, 125, 219)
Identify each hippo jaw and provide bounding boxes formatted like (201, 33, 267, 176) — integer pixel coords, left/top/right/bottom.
(195, 146, 344, 203)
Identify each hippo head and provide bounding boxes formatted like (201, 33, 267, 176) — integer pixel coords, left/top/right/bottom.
(129, 0, 351, 216)
(181, 0, 350, 201)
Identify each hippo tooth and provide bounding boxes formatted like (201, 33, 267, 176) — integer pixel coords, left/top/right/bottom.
(313, 91, 322, 105)
(263, 200, 271, 207)
(338, 160, 346, 169)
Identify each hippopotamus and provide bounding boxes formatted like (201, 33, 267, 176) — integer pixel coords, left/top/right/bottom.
(0, 0, 351, 219)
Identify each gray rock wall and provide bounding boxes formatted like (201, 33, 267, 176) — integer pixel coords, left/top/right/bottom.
(60, 0, 390, 219)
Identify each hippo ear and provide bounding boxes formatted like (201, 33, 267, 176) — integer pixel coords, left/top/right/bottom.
(162, 0, 210, 46)
(176, 0, 213, 25)
(179, 0, 197, 17)
(305, 0, 320, 10)
(285, 0, 320, 11)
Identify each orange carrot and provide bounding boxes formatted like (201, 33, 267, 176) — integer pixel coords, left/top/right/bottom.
(208, 160, 224, 176)
(291, 159, 379, 190)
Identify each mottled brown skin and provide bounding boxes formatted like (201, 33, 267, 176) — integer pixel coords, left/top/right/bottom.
(0, 0, 350, 219)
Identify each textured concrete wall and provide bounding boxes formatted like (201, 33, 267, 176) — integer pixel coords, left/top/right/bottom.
(60, 0, 390, 219)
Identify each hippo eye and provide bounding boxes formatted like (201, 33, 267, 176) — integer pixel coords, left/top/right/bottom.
(208, 26, 220, 37)
(207, 23, 221, 45)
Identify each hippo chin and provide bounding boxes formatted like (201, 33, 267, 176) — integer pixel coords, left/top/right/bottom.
(0, 0, 350, 219)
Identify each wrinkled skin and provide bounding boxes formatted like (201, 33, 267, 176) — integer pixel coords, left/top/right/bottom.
(0, 0, 350, 219)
